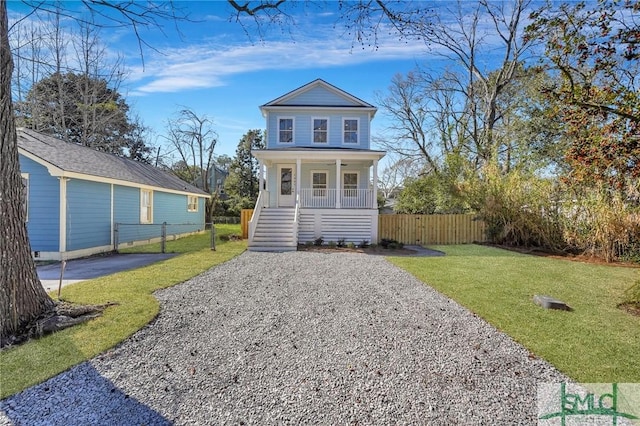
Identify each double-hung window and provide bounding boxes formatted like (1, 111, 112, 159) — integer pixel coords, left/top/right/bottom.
(312, 171, 327, 197)
(279, 117, 294, 143)
(187, 195, 198, 212)
(343, 172, 358, 197)
(343, 118, 359, 144)
(313, 118, 328, 143)
(140, 189, 153, 223)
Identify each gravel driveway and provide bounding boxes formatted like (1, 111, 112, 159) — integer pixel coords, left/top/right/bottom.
(1, 251, 568, 425)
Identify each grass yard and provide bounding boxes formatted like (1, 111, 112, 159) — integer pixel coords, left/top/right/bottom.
(0, 224, 245, 399)
(388, 244, 640, 383)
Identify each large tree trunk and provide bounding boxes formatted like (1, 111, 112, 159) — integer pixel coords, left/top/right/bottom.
(1, 1, 55, 342)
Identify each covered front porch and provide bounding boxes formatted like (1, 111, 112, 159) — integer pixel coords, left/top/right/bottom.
(253, 148, 386, 210)
(247, 149, 385, 251)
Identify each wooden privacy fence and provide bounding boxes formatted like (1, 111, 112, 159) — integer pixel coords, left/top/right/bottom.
(379, 214, 486, 245)
(240, 209, 253, 239)
(241, 209, 486, 244)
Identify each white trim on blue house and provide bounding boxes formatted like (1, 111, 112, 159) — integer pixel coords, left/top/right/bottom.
(59, 177, 68, 253)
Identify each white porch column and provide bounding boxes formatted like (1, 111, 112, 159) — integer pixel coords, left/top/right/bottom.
(336, 158, 341, 209)
(258, 159, 264, 192)
(372, 159, 378, 209)
(296, 157, 301, 205)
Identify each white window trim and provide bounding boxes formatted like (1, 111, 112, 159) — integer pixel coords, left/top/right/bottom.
(311, 117, 329, 144)
(21, 173, 29, 222)
(342, 171, 359, 197)
(277, 116, 295, 144)
(311, 170, 328, 198)
(342, 117, 360, 145)
(140, 189, 153, 224)
(187, 195, 198, 212)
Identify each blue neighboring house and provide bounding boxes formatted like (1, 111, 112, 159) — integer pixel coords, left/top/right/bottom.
(17, 128, 210, 260)
(248, 79, 386, 251)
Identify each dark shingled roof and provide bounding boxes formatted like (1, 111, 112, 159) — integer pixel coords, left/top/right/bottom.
(18, 128, 208, 196)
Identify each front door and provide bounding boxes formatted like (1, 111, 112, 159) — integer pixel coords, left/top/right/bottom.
(277, 164, 296, 207)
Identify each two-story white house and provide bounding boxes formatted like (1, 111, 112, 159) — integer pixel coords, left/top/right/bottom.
(248, 79, 386, 251)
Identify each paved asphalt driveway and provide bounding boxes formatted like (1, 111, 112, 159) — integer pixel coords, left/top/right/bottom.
(37, 253, 176, 291)
(2, 251, 570, 425)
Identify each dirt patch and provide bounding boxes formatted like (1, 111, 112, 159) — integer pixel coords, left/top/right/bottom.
(618, 302, 640, 317)
(1, 301, 116, 349)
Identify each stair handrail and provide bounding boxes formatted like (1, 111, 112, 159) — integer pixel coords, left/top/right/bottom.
(249, 191, 266, 242)
(293, 192, 300, 246)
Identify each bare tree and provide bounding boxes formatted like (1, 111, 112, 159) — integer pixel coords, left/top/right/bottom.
(164, 108, 218, 219)
(378, 155, 423, 200)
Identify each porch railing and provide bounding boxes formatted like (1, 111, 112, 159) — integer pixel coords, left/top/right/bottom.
(299, 188, 375, 209)
(249, 190, 267, 241)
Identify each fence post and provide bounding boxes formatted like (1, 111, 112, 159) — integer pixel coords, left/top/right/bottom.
(210, 222, 216, 251)
(161, 222, 167, 253)
(114, 223, 119, 252)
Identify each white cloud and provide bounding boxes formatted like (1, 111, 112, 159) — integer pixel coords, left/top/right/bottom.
(127, 27, 428, 95)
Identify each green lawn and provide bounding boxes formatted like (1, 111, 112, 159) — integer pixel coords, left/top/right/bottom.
(388, 244, 640, 382)
(0, 225, 245, 399)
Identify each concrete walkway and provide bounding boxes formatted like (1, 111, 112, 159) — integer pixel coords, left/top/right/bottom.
(37, 253, 176, 292)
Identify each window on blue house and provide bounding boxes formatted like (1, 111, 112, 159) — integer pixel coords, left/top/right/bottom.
(313, 118, 328, 143)
(312, 171, 327, 197)
(140, 189, 153, 223)
(279, 118, 294, 143)
(187, 195, 198, 212)
(343, 118, 358, 144)
(343, 172, 358, 197)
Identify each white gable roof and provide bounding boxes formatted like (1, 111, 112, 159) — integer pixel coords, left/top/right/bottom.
(260, 79, 377, 117)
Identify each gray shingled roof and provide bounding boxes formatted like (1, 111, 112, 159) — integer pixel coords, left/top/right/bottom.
(18, 128, 208, 196)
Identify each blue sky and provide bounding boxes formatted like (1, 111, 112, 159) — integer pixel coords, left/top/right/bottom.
(120, 2, 431, 159)
(9, 1, 434, 160)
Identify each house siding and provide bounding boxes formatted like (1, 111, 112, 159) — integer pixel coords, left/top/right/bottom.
(113, 187, 206, 244)
(19, 155, 60, 252)
(66, 179, 111, 251)
(266, 111, 371, 149)
(153, 191, 205, 235)
(279, 86, 360, 106)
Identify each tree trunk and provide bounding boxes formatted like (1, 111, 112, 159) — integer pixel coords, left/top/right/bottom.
(0, 1, 55, 341)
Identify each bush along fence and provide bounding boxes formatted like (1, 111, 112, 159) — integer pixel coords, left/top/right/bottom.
(114, 222, 214, 252)
(240, 210, 486, 245)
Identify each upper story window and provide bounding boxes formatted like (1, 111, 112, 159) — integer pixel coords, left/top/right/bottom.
(187, 195, 198, 212)
(140, 189, 153, 224)
(343, 118, 359, 144)
(278, 117, 294, 143)
(313, 118, 328, 143)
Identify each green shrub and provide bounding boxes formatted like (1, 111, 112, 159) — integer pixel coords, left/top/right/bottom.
(347, 242, 356, 249)
(623, 279, 640, 305)
(328, 241, 336, 248)
(314, 237, 324, 246)
(380, 238, 403, 249)
(337, 238, 346, 248)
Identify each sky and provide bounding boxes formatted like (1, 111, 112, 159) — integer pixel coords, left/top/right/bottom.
(8, 1, 439, 162)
